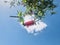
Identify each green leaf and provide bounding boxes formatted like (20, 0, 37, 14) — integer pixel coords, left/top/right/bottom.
(51, 11, 56, 15)
(22, 0, 26, 3)
(19, 17, 24, 24)
(38, 11, 43, 16)
(18, 11, 22, 17)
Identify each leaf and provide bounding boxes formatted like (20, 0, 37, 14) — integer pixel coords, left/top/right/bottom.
(8, 0, 56, 20)
(38, 11, 43, 16)
(4, 1, 8, 3)
(19, 17, 24, 24)
(51, 11, 56, 15)
(22, 0, 26, 3)
(18, 11, 22, 17)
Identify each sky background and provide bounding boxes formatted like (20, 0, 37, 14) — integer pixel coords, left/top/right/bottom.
(0, 0, 60, 45)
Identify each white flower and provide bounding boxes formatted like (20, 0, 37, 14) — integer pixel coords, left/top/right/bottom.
(24, 20, 47, 34)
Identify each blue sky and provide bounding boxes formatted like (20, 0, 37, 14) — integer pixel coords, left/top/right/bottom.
(0, 0, 60, 45)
